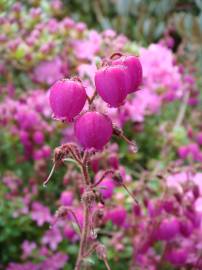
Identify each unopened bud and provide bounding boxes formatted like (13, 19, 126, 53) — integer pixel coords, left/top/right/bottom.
(96, 244, 107, 260)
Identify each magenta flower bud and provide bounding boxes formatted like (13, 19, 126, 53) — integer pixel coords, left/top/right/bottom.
(33, 131, 44, 145)
(98, 178, 115, 199)
(112, 55, 142, 93)
(33, 149, 43, 160)
(63, 18, 75, 28)
(178, 146, 189, 159)
(90, 157, 100, 173)
(147, 201, 162, 217)
(40, 43, 52, 54)
(106, 206, 127, 227)
(49, 79, 86, 121)
(157, 217, 179, 241)
(165, 248, 187, 266)
(74, 112, 113, 150)
(179, 219, 193, 237)
(196, 152, 202, 162)
(133, 204, 141, 216)
(188, 143, 200, 160)
(64, 225, 78, 242)
(187, 126, 193, 138)
(76, 22, 86, 32)
(108, 154, 119, 169)
(94, 65, 129, 107)
(192, 184, 200, 199)
(60, 191, 73, 206)
(19, 131, 29, 144)
(42, 145, 51, 158)
(186, 210, 201, 228)
(196, 132, 202, 145)
(188, 97, 198, 106)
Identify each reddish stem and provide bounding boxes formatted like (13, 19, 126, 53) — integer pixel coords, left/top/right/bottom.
(92, 169, 115, 188)
(103, 258, 112, 270)
(87, 90, 97, 106)
(74, 198, 90, 270)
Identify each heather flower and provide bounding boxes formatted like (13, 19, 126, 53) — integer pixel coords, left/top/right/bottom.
(166, 172, 190, 192)
(106, 206, 127, 227)
(102, 29, 116, 38)
(187, 143, 200, 160)
(140, 44, 182, 98)
(31, 202, 52, 226)
(49, 79, 87, 121)
(21, 240, 36, 259)
(178, 145, 189, 159)
(196, 132, 202, 145)
(147, 200, 163, 217)
(98, 177, 115, 199)
(95, 65, 129, 107)
(74, 111, 113, 150)
(112, 54, 143, 93)
(3, 176, 22, 192)
(108, 153, 119, 169)
(64, 225, 79, 242)
(75, 22, 86, 32)
(33, 57, 67, 85)
(157, 217, 179, 241)
(165, 248, 188, 266)
(41, 145, 51, 158)
(73, 30, 101, 60)
(33, 131, 44, 144)
(62, 17, 75, 28)
(33, 149, 43, 160)
(40, 252, 68, 270)
(179, 219, 193, 237)
(41, 227, 63, 250)
(7, 262, 39, 270)
(60, 191, 74, 206)
(193, 173, 202, 194)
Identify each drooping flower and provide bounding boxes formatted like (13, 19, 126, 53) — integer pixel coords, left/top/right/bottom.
(74, 111, 113, 150)
(95, 65, 129, 107)
(112, 54, 142, 93)
(49, 79, 87, 121)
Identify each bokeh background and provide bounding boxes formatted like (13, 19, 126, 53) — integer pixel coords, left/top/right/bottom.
(0, 1, 202, 269)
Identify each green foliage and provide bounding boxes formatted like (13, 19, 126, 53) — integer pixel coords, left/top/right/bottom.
(62, 0, 202, 44)
(0, 188, 32, 264)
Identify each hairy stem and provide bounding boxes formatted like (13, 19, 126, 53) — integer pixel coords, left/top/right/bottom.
(103, 257, 112, 270)
(74, 152, 91, 270)
(74, 203, 90, 270)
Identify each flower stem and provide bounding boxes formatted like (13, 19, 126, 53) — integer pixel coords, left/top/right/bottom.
(74, 202, 90, 270)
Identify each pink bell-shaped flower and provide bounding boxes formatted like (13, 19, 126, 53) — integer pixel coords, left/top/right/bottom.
(112, 54, 142, 93)
(49, 79, 86, 121)
(94, 65, 129, 107)
(74, 111, 113, 150)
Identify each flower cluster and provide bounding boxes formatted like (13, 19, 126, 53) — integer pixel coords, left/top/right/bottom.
(0, 90, 52, 160)
(48, 53, 142, 150)
(43, 52, 143, 269)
